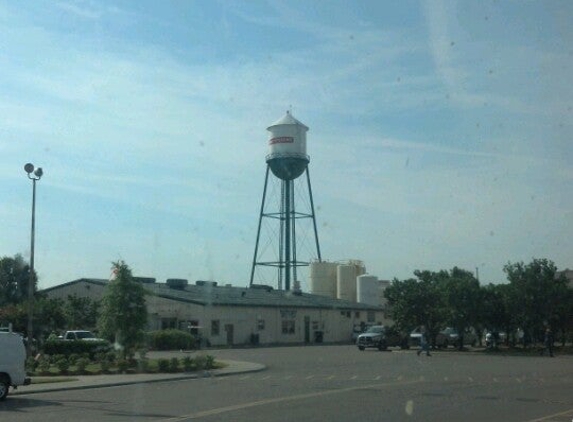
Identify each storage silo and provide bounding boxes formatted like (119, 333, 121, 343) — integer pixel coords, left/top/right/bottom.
(310, 261, 337, 298)
(357, 275, 380, 306)
(337, 264, 358, 302)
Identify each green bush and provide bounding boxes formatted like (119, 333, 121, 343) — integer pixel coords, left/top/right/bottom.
(43, 339, 111, 357)
(26, 356, 38, 373)
(169, 357, 179, 373)
(117, 359, 129, 373)
(55, 356, 70, 374)
(75, 357, 90, 374)
(182, 356, 193, 372)
(194, 354, 215, 370)
(37, 356, 51, 375)
(146, 329, 196, 351)
(157, 359, 170, 373)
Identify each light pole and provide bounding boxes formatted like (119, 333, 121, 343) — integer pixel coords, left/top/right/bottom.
(24, 163, 43, 356)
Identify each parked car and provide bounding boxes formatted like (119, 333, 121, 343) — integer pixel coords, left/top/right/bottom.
(409, 327, 477, 348)
(356, 325, 409, 351)
(438, 328, 478, 348)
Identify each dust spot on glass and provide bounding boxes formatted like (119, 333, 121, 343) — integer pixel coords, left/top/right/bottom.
(199, 141, 205, 147)
(396, 77, 401, 83)
(405, 399, 414, 416)
(489, 231, 495, 237)
(450, 41, 455, 47)
(405, 157, 410, 167)
(349, 34, 354, 40)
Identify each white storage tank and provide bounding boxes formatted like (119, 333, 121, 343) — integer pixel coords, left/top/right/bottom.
(357, 275, 380, 306)
(309, 261, 337, 298)
(337, 264, 358, 302)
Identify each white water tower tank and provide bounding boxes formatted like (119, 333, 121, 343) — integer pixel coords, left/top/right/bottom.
(310, 261, 337, 298)
(266, 111, 309, 181)
(337, 264, 357, 302)
(357, 275, 380, 306)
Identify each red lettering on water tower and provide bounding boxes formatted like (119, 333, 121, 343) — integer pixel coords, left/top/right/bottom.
(269, 137, 294, 145)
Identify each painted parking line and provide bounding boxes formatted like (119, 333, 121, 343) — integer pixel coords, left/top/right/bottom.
(157, 378, 423, 422)
(525, 407, 573, 422)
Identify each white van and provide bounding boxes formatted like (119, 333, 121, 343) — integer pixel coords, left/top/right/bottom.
(0, 332, 31, 400)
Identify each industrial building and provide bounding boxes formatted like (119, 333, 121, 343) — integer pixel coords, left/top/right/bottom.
(42, 276, 389, 347)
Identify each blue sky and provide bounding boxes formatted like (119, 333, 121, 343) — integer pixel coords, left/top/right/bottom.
(1, 0, 571, 290)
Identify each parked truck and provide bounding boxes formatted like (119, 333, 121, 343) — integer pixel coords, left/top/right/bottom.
(0, 332, 31, 400)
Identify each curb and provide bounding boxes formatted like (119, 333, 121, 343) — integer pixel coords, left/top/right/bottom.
(12, 360, 266, 396)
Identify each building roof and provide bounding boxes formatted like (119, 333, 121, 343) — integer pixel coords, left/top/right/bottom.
(42, 278, 383, 311)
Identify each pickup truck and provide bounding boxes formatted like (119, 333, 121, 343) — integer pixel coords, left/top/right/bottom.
(0, 332, 31, 400)
(62, 330, 104, 341)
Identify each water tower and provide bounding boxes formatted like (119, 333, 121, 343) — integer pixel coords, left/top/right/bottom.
(250, 111, 322, 290)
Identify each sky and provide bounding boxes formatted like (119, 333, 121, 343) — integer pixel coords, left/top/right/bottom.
(1, 0, 572, 291)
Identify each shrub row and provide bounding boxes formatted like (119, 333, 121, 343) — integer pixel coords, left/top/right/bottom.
(27, 353, 215, 375)
(145, 329, 196, 351)
(43, 339, 112, 357)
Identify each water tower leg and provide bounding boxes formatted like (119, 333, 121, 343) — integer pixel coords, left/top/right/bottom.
(250, 166, 270, 286)
(306, 167, 322, 261)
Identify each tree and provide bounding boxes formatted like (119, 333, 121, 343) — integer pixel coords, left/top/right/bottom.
(439, 267, 481, 350)
(384, 271, 446, 347)
(0, 255, 36, 306)
(64, 295, 100, 330)
(503, 258, 568, 346)
(98, 261, 148, 359)
(480, 283, 515, 346)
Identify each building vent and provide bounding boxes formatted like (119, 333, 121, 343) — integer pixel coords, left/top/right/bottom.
(134, 277, 156, 284)
(195, 280, 218, 287)
(166, 279, 188, 289)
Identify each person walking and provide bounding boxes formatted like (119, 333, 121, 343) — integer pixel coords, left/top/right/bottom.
(417, 326, 431, 357)
(541, 327, 554, 357)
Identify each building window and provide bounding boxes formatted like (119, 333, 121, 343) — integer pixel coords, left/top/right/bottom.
(211, 320, 220, 336)
(161, 318, 177, 330)
(282, 320, 295, 334)
(367, 311, 375, 323)
(257, 319, 265, 330)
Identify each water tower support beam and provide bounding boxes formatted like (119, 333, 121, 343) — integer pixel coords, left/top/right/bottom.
(306, 167, 322, 262)
(250, 166, 270, 286)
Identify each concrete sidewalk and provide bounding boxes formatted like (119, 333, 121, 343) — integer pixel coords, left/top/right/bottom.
(12, 359, 266, 396)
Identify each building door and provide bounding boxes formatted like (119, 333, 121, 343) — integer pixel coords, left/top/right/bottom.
(225, 324, 234, 346)
(304, 316, 310, 344)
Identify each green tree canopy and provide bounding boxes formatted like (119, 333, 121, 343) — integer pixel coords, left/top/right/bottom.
(504, 258, 569, 344)
(384, 270, 446, 345)
(0, 254, 36, 306)
(98, 261, 148, 359)
(438, 267, 481, 349)
(64, 295, 100, 330)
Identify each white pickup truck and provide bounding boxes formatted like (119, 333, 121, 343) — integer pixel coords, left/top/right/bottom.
(62, 330, 104, 341)
(0, 332, 31, 400)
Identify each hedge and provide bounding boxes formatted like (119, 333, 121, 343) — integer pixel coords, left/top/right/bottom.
(43, 339, 112, 357)
(146, 329, 196, 350)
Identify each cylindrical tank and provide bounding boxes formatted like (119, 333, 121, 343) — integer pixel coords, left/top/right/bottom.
(357, 275, 380, 306)
(310, 262, 337, 298)
(266, 111, 309, 180)
(337, 264, 358, 302)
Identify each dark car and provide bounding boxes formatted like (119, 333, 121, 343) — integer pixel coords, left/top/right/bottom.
(356, 325, 409, 351)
